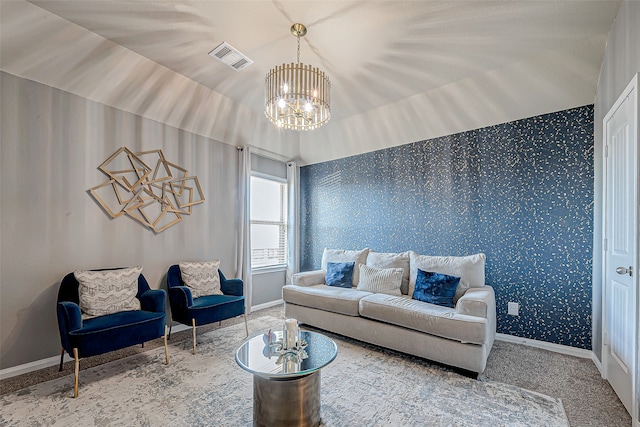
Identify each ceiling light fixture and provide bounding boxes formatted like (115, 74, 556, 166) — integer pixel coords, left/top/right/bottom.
(265, 23, 331, 131)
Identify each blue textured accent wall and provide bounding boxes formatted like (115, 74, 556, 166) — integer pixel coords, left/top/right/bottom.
(300, 105, 594, 349)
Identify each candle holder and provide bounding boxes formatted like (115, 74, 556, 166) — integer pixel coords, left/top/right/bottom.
(283, 318, 299, 350)
(262, 326, 308, 366)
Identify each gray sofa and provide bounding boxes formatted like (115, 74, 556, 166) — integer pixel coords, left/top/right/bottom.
(283, 249, 496, 374)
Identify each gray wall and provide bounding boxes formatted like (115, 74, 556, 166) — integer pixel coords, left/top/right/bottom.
(0, 72, 241, 369)
(251, 270, 286, 307)
(592, 0, 640, 363)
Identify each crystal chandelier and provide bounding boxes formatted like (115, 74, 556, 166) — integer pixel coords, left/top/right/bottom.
(265, 23, 331, 131)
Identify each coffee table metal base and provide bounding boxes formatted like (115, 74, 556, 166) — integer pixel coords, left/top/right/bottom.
(253, 371, 321, 427)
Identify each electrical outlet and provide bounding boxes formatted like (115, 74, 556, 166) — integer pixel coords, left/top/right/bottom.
(507, 302, 519, 316)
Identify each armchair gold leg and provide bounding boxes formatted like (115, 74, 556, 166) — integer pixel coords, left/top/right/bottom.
(192, 318, 197, 355)
(164, 325, 169, 365)
(73, 348, 79, 398)
(244, 312, 249, 337)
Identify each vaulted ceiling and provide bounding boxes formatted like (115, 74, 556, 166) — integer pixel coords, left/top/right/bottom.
(2, 1, 622, 163)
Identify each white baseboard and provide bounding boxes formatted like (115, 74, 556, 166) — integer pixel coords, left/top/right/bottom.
(1, 321, 189, 381)
(251, 299, 283, 312)
(496, 333, 594, 359)
(169, 323, 190, 334)
(590, 351, 605, 377)
(497, 333, 606, 380)
(0, 353, 73, 381)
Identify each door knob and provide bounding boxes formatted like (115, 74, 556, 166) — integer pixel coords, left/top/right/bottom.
(615, 266, 633, 276)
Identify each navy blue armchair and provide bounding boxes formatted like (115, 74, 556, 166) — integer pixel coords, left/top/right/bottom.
(167, 264, 247, 354)
(57, 268, 169, 397)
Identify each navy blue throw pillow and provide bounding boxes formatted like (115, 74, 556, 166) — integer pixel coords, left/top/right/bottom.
(412, 269, 460, 308)
(325, 262, 355, 288)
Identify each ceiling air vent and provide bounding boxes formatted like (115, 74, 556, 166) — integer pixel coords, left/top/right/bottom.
(208, 42, 253, 71)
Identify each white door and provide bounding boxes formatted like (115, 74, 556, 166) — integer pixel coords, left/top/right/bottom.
(603, 74, 638, 418)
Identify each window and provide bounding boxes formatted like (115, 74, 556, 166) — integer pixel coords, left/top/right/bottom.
(250, 175, 287, 268)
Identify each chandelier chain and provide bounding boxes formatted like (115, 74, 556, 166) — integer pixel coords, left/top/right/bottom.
(296, 34, 300, 64)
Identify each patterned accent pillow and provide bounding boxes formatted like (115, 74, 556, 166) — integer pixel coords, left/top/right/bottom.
(179, 260, 223, 298)
(74, 266, 142, 317)
(356, 264, 403, 296)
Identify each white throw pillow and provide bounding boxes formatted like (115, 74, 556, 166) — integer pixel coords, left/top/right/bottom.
(356, 264, 403, 296)
(366, 251, 410, 294)
(75, 266, 142, 317)
(409, 252, 486, 303)
(321, 248, 369, 286)
(179, 260, 223, 298)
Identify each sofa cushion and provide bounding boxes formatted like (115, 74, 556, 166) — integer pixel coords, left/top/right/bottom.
(359, 293, 488, 345)
(366, 251, 410, 294)
(412, 269, 460, 308)
(356, 264, 403, 296)
(283, 284, 373, 317)
(360, 294, 487, 344)
(409, 252, 485, 304)
(326, 262, 355, 288)
(68, 310, 165, 358)
(75, 266, 142, 317)
(321, 248, 369, 286)
(71, 310, 164, 335)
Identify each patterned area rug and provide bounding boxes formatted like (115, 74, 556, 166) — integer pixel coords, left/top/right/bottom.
(1, 316, 568, 426)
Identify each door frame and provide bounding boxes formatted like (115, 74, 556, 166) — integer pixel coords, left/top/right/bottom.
(601, 72, 639, 425)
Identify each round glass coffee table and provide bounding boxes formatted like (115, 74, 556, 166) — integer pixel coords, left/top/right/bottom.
(236, 330, 338, 427)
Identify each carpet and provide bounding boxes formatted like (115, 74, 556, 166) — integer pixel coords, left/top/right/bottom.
(0, 316, 569, 426)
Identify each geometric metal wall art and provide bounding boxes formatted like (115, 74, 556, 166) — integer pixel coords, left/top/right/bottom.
(89, 147, 205, 233)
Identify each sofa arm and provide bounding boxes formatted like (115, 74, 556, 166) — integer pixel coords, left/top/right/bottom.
(139, 289, 166, 313)
(292, 270, 326, 287)
(456, 286, 495, 319)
